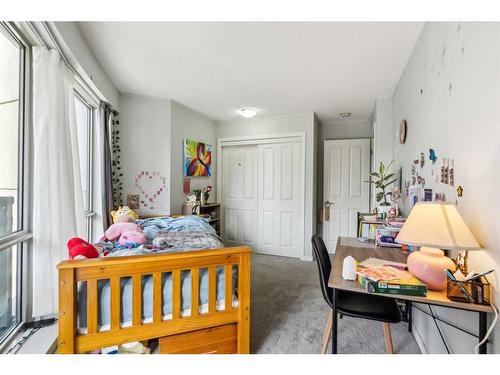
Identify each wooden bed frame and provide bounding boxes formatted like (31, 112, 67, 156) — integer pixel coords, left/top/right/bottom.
(57, 246, 251, 354)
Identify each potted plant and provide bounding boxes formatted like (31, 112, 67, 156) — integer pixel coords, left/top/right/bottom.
(366, 161, 398, 216)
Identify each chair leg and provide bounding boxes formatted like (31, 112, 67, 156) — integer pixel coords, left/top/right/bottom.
(321, 310, 333, 354)
(382, 322, 395, 354)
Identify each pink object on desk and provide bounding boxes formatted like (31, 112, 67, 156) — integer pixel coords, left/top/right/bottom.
(407, 247, 456, 290)
(396, 202, 481, 291)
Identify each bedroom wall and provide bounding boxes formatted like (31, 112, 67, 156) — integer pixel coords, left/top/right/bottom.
(216, 112, 317, 260)
(391, 22, 500, 353)
(118, 96, 217, 216)
(371, 98, 398, 211)
(118, 94, 172, 216)
(321, 119, 372, 140)
(170, 101, 217, 214)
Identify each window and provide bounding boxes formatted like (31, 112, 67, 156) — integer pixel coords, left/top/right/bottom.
(0, 23, 28, 346)
(0, 244, 21, 340)
(0, 22, 104, 350)
(74, 92, 94, 241)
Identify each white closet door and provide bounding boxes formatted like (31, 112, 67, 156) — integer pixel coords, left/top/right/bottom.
(257, 142, 301, 257)
(221, 146, 258, 248)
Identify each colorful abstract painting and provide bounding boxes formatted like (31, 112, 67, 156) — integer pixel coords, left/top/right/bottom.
(183, 139, 212, 177)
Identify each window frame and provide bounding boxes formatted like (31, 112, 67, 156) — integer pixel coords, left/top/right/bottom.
(1, 21, 108, 351)
(0, 21, 32, 352)
(73, 82, 98, 242)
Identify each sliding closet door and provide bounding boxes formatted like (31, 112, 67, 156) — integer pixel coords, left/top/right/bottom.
(221, 146, 258, 248)
(257, 142, 301, 258)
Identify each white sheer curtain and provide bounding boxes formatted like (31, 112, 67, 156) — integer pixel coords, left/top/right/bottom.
(32, 47, 86, 317)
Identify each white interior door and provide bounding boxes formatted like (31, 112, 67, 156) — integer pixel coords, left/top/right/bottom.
(258, 142, 301, 257)
(221, 146, 258, 248)
(323, 139, 370, 253)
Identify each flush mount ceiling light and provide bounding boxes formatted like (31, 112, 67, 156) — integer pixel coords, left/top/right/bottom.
(238, 108, 258, 118)
(339, 112, 352, 119)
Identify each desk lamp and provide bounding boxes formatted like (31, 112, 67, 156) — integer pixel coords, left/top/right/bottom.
(395, 202, 482, 290)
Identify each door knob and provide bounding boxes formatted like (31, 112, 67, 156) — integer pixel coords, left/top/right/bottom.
(324, 201, 333, 221)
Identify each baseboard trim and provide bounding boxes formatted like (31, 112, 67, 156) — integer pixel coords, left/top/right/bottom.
(300, 256, 313, 262)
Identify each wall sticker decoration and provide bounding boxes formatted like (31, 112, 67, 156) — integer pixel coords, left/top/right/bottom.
(440, 159, 446, 184)
(404, 181, 410, 198)
(134, 171, 168, 210)
(449, 159, 454, 186)
(434, 193, 446, 202)
(424, 189, 433, 201)
(429, 148, 437, 164)
(444, 158, 449, 185)
(184, 139, 212, 177)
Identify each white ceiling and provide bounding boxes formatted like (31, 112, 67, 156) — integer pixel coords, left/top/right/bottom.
(78, 22, 424, 123)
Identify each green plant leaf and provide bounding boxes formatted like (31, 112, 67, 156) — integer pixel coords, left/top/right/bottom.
(383, 173, 395, 181)
(381, 178, 398, 188)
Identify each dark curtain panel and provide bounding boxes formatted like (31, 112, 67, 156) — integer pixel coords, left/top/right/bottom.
(100, 103, 114, 230)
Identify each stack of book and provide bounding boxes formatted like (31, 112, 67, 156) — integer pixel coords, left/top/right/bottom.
(356, 265, 428, 297)
(375, 221, 404, 248)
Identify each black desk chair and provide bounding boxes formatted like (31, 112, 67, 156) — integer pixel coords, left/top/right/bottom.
(312, 235, 402, 354)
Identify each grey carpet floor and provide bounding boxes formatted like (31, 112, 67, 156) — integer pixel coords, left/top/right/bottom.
(250, 253, 421, 354)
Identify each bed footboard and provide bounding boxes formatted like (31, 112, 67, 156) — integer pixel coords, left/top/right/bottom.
(57, 246, 251, 354)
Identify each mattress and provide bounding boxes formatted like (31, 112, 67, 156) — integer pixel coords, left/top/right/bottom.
(77, 266, 237, 333)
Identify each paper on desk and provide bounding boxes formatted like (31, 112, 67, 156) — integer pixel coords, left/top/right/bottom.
(356, 265, 413, 281)
(359, 257, 407, 270)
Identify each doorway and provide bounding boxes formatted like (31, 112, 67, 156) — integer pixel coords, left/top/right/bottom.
(322, 139, 370, 253)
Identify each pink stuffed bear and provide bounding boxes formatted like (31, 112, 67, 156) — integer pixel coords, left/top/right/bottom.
(118, 230, 147, 246)
(102, 222, 146, 246)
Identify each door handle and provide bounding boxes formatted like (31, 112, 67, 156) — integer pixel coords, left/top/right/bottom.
(324, 201, 333, 221)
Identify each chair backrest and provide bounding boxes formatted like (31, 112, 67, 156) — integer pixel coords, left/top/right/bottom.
(311, 235, 333, 308)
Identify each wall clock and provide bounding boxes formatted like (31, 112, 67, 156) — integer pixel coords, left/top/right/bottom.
(399, 119, 407, 144)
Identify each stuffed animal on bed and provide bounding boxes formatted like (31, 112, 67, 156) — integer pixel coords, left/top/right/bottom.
(103, 222, 145, 242)
(111, 206, 139, 223)
(118, 230, 147, 247)
(67, 237, 100, 260)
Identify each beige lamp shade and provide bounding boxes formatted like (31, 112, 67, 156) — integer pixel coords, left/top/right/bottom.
(395, 202, 482, 251)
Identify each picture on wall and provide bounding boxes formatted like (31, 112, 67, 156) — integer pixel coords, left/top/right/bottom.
(183, 139, 212, 177)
